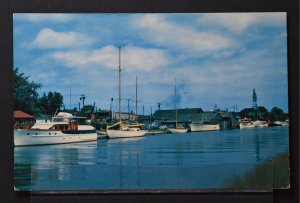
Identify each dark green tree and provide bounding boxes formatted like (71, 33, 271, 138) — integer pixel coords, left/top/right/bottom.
(240, 106, 269, 121)
(13, 68, 41, 116)
(240, 108, 255, 120)
(257, 106, 269, 120)
(270, 107, 285, 121)
(39, 91, 64, 115)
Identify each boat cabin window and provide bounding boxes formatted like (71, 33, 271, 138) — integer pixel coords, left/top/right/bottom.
(52, 124, 69, 130)
(53, 117, 69, 122)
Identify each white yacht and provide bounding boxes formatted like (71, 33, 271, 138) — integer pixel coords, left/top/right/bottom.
(190, 122, 220, 132)
(239, 118, 255, 129)
(253, 120, 268, 127)
(14, 112, 97, 146)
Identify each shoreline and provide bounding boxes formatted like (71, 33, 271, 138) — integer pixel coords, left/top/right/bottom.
(225, 152, 290, 189)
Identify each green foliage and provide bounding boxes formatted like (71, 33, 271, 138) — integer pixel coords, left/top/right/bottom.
(225, 153, 290, 189)
(270, 107, 285, 121)
(39, 91, 64, 115)
(14, 68, 64, 117)
(240, 106, 286, 121)
(13, 68, 42, 116)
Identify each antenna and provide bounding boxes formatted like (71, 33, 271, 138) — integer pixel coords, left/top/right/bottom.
(80, 94, 86, 107)
(252, 88, 258, 109)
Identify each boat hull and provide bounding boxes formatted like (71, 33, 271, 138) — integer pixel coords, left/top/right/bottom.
(190, 123, 220, 132)
(107, 129, 147, 139)
(239, 122, 255, 129)
(253, 121, 268, 127)
(14, 127, 97, 146)
(169, 128, 188, 133)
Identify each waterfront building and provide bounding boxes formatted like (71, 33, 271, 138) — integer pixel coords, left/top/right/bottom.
(153, 108, 239, 130)
(92, 110, 113, 123)
(13, 110, 35, 129)
(113, 111, 136, 121)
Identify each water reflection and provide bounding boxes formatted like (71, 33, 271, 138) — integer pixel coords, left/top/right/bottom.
(14, 126, 289, 190)
(14, 141, 97, 190)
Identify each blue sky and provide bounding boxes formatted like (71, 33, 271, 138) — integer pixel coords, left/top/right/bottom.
(13, 13, 288, 114)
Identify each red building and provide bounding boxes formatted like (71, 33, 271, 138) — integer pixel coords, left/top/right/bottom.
(14, 111, 35, 129)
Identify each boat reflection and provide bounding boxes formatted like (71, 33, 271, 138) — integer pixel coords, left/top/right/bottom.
(14, 141, 98, 190)
(107, 136, 145, 144)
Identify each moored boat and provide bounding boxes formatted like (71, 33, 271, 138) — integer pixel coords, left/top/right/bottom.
(239, 118, 255, 129)
(267, 120, 283, 127)
(169, 128, 188, 133)
(14, 112, 97, 146)
(106, 48, 147, 139)
(107, 122, 147, 139)
(190, 121, 220, 132)
(168, 78, 189, 133)
(253, 120, 268, 127)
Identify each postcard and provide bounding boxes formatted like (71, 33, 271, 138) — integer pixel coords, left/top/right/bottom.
(13, 13, 289, 191)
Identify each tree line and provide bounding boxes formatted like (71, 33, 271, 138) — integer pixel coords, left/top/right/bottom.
(240, 106, 287, 122)
(13, 68, 63, 116)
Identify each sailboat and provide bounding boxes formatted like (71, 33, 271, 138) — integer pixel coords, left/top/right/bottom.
(168, 78, 188, 133)
(106, 47, 147, 139)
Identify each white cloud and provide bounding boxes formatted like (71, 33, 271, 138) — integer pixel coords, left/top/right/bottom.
(200, 13, 286, 33)
(131, 14, 234, 54)
(50, 45, 170, 72)
(27, 28, 94, 49)
(14, 13, 74, 23)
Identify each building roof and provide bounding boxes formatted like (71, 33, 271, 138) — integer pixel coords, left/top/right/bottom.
(14, 110, 34, 119)
(153, 108, 203, 119)
(152, 108, 224, 122)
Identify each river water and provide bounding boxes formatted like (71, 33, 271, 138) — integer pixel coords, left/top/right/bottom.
(14, 126, 289, 190)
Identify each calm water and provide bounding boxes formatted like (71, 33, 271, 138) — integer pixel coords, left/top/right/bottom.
(14, 126, 289, 190)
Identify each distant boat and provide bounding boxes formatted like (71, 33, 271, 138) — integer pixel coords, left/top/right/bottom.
(267, 120, 283, 127)
(168, 78, 188, 133)
(190, 121, 220, 132)
(14, 112, 97, 146)
(106, 48, 146, 139)
(239, 118, 255, 129)
(107, 121, 147, 138)
(253, 120, 268, 127)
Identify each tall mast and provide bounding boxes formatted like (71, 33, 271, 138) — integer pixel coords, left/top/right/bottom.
(118, 47, 121, 122)
(175, 78, 178, 128)
(136, 75, 138, 125)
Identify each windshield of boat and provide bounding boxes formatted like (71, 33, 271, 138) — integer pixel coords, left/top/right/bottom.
(52, 117, 88, 124)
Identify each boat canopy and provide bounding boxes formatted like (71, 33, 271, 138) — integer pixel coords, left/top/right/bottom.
(31, 122, 68, 130)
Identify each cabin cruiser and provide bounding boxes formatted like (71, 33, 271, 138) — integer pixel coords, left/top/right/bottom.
(14, 112, 97, 146)
(190, 121, 220, 132)
(239, 118, 255, 129)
